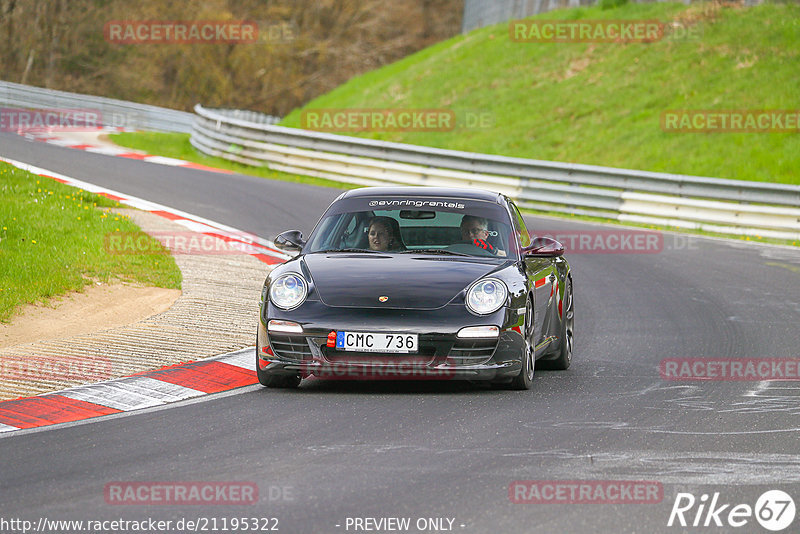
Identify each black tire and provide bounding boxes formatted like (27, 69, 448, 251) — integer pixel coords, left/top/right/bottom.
(260, 372, 301, 389)
(256, 331, 301, 388)
(538, 277, 573, 371)
(509, 297, 535, 390)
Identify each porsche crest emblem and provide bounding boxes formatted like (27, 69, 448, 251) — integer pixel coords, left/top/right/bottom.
(378, 296, 389, 302)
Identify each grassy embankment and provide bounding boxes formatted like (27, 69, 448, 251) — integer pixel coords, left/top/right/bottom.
(115, 2, 800, 184)
(280, 1, 798, 184)
(0, 162, 181, 323)
(110, 1, 799, 244)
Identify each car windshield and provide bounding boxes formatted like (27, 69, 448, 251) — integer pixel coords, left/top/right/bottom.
(305, 198, 515, 258)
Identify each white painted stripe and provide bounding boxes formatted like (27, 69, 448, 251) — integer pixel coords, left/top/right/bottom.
(59, 377, 203, 411)
(228, 242, 271, 255)
(83, 145, 131, 156)
(59, 384, 164, 411)
(45, 138, 78, 146)
(111, 377, 205, 402)
(174, 219, 224, 233)
(171, 220, 280, 255)
(143, 155, 187, 166)
(117, 196, 167, 212)
(216, 348, 256, 371)
(0, 157, 291, 260)
(0, 423, 21, 433)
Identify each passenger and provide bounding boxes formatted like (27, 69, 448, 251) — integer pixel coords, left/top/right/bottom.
(367, 216, 405, 251)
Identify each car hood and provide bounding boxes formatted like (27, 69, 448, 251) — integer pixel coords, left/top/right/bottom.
(303, 253, 504, 310)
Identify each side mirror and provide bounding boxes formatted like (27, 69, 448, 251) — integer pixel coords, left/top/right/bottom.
(274, 230, 306, 252)
(523, 236, 564, 258)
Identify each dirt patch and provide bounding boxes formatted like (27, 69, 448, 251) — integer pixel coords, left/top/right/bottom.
(0, 283, 181, 348)
(558, 45, 598, 82)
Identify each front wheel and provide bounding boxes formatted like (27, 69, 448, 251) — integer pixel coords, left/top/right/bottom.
(509, 297, 535, 390)
(255, 332, 301, 388)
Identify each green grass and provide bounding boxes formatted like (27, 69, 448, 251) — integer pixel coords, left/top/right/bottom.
(107, 132, 354, 190)
(0, 162, 182, 323)
(279, 1, 800, 185)
(107, 2, 799, 247)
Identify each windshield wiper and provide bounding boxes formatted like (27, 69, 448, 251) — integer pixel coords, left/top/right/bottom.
(321, 248, 381, 253)
(400, 248, 472, 257)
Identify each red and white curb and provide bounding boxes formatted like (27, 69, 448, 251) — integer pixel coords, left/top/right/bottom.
(0, 156, 290, 266)
(18, 127, 232, 174)
(0, 348, 258, 434)
(0, 156, 292, 433)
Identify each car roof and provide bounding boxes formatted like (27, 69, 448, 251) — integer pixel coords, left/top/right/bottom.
(338, 186, 505, 204)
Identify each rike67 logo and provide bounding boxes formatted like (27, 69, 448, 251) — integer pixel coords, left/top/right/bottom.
(668, 490, 795, 531)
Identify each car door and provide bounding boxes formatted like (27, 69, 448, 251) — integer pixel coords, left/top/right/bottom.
(510, 202, 556, 354)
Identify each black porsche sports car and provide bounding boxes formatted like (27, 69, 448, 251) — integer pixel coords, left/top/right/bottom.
(256, 187, 573, 389)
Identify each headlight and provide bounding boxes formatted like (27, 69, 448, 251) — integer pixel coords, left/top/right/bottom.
(466, 278, 508, 315)
(269, 273, 308, 310)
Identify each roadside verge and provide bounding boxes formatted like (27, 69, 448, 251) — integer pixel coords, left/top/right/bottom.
(0, 157, 288, 432)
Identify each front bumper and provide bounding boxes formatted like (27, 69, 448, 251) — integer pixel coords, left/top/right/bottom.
(257, 312, 525, 381)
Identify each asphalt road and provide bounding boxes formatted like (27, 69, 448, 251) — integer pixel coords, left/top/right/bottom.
(2, 132, 800, 533)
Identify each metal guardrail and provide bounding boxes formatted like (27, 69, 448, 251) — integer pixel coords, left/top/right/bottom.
(191, 105, 800, 241)
(0, 80, 195, 133)
(206, 108, 281, 127)
(6, 82, 794, 240)
(461, 0, 765, 33)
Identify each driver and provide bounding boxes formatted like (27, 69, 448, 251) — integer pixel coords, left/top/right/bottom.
(460, 215, 495, 254)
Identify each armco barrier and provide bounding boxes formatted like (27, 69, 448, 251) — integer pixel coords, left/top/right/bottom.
(2, 78, 796, 241)
(0, 80, 196, 133)
(191, 105, 800, 241)
(461, 0, 764, 33)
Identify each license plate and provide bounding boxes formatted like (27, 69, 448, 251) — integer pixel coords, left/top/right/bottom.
(335, 332, 418, 353)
